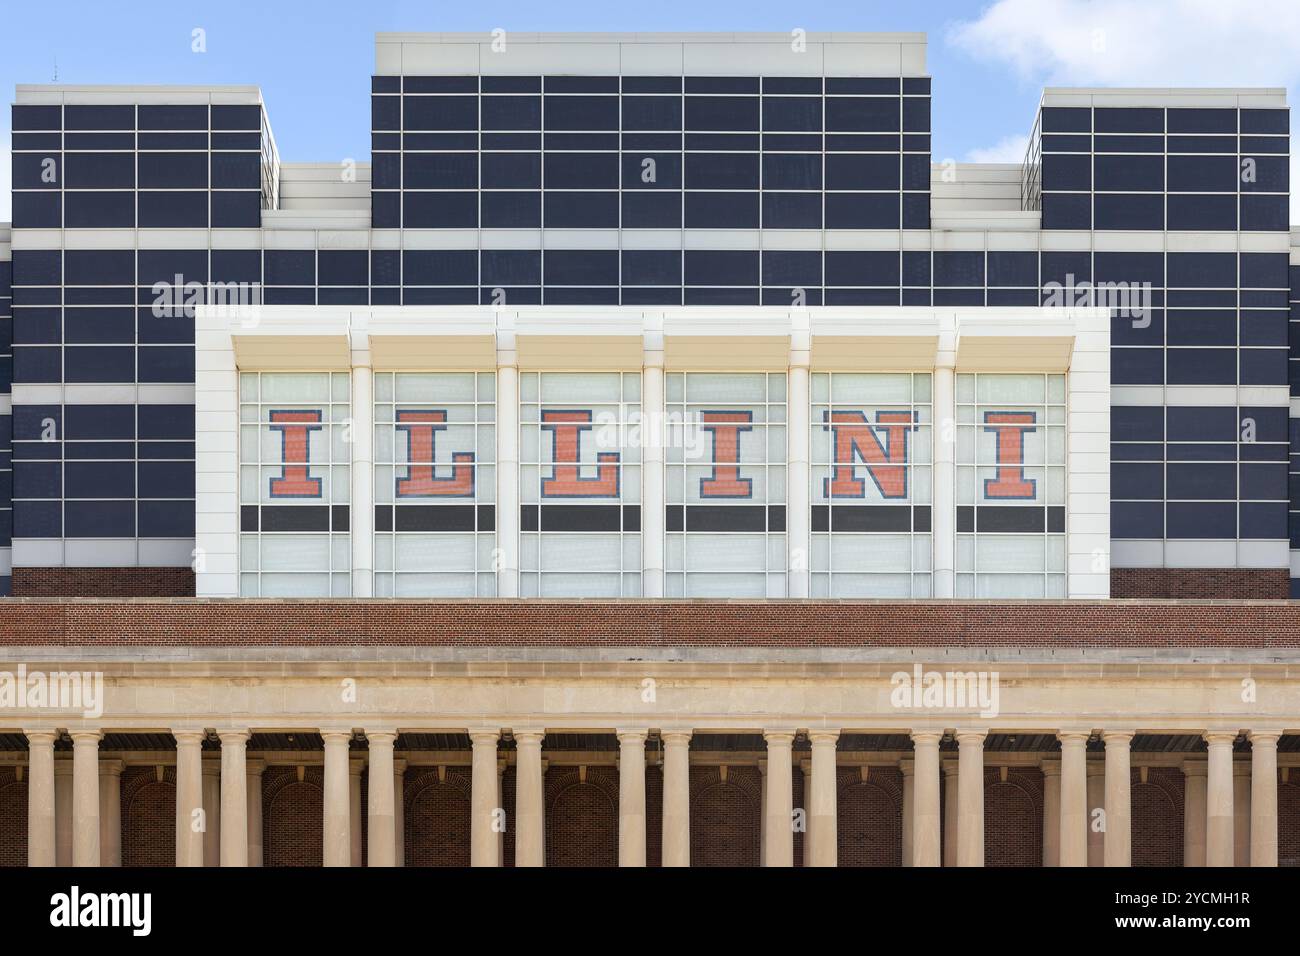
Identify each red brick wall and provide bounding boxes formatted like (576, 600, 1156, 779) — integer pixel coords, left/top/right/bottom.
(646, 764, 663, 867)
(984, 768, 1043, 866)
(836, 767, 902, 867)
(263, 767, 323, 867)
(404, 767, 471, 867)
(690, 766, 760, 867)
(1111, 568, 1288, 600)
(1131, 767, 1183, 867)
(12, 568, 195, 598)
(1, 598, 1297, 648)
(1279, 779, 1300, 867)
(0, 768, 26, 867)
(501, 766, 516, 867)
(545, 766, 618, 867)
(121, 766, 175, 867)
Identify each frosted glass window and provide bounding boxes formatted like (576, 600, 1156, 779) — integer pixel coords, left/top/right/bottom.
(809, 372, 932, 597)
(373, 371, 497, 597)
(520, 371, 641, 596)
(238, 372, 351, 597)
(665, 372, 786, 598)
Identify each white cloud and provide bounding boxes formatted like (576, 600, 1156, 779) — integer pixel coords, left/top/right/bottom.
(964, 133, 1030, 165)
(949, 0, 1300, 87)
(948, 0, 1300, 219)
(0, 137, 10, 224)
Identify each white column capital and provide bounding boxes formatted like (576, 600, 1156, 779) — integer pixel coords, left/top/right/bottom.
(616, 729, 649, 744)
(807, 730, 840, 746)
(1248, 730, 1283, 746)
(763, 729, 798, 745)
(1102, 730, 1135, 745)
(1057, 730, 1091, 745)
(469, 729, 501, 746)
(365, 730, 399, 746)
(1204, 731, 1240, 746)
(660, 730, 693, 746)
(954, 729, 987, 746)
(216, 729, 251, 745)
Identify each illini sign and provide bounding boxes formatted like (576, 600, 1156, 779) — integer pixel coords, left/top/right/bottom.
(265, 404, 1041, 504)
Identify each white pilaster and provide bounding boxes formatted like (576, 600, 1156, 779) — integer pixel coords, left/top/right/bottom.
(350, 352, 375, 597)
(787, 317, 810, 598)
(955, 730, 985, 867)
(641, 323, 665, 597)
(496, 314, 520, 597)
(932, 322, 956, 597)
(661, 731, 691, 867)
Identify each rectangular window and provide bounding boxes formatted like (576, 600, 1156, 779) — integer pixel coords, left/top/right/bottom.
(810, 372, 932, 597)
(665, 372, 787, 597)
(238, 372, 351, 597)
(955, 373, 1067, 598)
(374, 372, 496, 597)
(520, 372, 641, 597)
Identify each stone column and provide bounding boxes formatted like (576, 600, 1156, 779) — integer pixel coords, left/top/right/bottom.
(514, 731, 545, 867)
(393, 758, 406, 867)
(1205, 732, 1235, 867)
(470, 731, 500, 867)
(1182, 760, 1208, 867)
(367, 731, 397, 867)
(955, 731, 985, 867)
(322, 731, 352, 867)
(1086, 760, 1105, 866)
(931, 358, 956, 597)
(618, 730, 648, 866)
(201, 755, 221, 867)
(900, 758, 915, 868)
(495, 330, 520, 596)
(1249, 731, 1280, 867)
(348, 757, 364, 866)
(25, 731, 56, 867)
(1058, 732, 1089, 867)
(174, 731, 205, 867)
(786, 338, 810, 598)
(350, 359, 374, 596)
(941, 758, 959, 867)
(661, 731, 691, 867)
(911, 733, 942, 867)
(246, 758, 265, 867)
(496, 759, 506, 866)
(1040, 758, 1061, 867)
(54, 758, 73, 866)
(218, 730, 249, 867)
(1103, 732, 1133, 867)
(641, 332, 665, 597)
(71, 731, 101, 867)
(99, 759, 123, 867)
(808, 731, 838, 867)
(758, 759, 768, 866)
(763, 731, 795, 867)
(1232, 761, 1251, 868)
(799, 760, 812, 868)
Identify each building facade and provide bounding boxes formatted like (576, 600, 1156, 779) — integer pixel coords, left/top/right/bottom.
(0, 32, 1297, 868)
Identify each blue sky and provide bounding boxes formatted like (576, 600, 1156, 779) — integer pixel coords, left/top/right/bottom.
(2, 0, 1297, 221)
